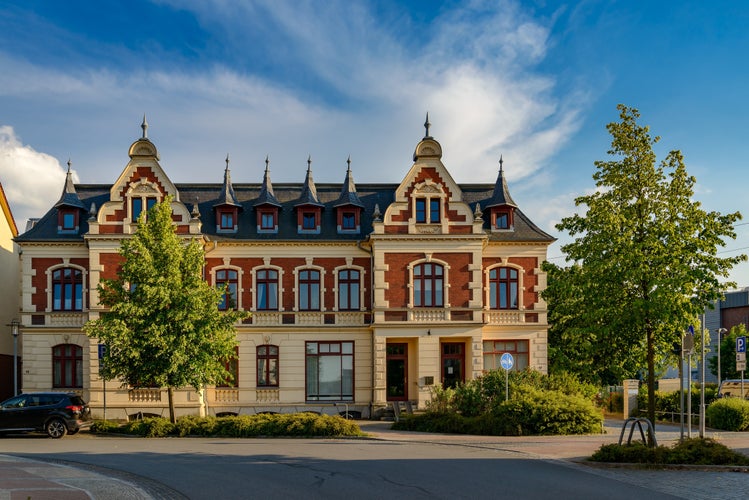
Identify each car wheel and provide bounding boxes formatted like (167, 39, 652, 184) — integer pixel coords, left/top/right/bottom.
(46, 418, 67, 438)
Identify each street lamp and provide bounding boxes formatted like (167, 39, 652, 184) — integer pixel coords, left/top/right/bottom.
(8, 319, 20, 396)
(716, 328, 728, 388)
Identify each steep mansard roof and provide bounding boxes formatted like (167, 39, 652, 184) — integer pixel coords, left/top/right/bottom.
(15, 180, 554, 243)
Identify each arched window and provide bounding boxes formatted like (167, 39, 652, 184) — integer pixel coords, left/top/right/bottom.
(218, 346, 239, 387)
(53, 344, 83, 388)
(413, 263, 444, 307)
(52, 267, 83, 311)
(257, 345, 279, 387)
(256, 269, 279, 310)
(489, 267, 519, 309)
(298, 269, 321, 311)
(337, 269, 360, 310)
(215, 269, 239, 310)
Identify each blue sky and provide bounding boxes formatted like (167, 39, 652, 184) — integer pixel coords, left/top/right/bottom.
(1, 0, 748, 285)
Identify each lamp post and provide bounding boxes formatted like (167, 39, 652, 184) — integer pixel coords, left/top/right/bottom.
(716, 328, 727, 388)
(9, 319, 20, 396)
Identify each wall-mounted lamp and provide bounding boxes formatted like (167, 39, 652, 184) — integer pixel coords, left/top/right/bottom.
(427, 329, 431, 336)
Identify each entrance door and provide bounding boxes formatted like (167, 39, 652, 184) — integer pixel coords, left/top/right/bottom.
(386, 343, 408, 401)
(441, 342, 464, 389)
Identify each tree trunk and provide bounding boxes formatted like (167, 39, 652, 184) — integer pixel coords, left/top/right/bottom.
(167, 386, 176, 424)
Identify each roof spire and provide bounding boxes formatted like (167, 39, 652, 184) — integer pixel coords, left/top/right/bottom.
(307, 155, 312, 171)
(141, 114, 148, 139)
(214, 154, 240, 208)
(424, 112, 432, 139)
(485, 156, 517, 209)
(334, 156, 364, 208)
(255, 155, 281, 207)
(54, 158, 86, 210)
(297, 156, 322, 207)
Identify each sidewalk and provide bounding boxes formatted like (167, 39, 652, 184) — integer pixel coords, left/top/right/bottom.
(1, 420, 748, 499)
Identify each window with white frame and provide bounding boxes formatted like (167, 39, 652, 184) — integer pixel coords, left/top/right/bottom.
(256, 269, 279, 310)
(215, 269, 239, 310)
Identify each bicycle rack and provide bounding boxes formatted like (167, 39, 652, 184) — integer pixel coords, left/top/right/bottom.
(619, 417, 657, 447)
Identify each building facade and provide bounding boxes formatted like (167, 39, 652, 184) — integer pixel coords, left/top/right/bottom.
(0, 182, 21, 400)
(14, 119, 555, 420)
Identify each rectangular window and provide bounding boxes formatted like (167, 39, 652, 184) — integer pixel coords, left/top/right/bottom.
(302, 212, 316, 230)
(256, 269, 279, 310)
(132, 198, 143, 221)
(299, 269, 320, 311)
(306, 341, 354, 401)
(342, 212, 356, 230)
(53, 344, 83, 388)
(220, 212, 234, 229)
(415, 199, 426, 223)
(257, 345, 279, 387)
(62, 212, 75, 230)
(489, 267, 519, 309)
(495, 212, 509, 229)
(52, 268, 83, 311)
(430, 198, 441, 223)
(483, 340, 529, 372)
(146, 197, 157, 212)
(261, 212, 275, 230)
(338, 269, 360, 310)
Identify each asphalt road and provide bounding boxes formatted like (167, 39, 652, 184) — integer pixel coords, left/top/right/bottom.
(0, 433, 683, 500)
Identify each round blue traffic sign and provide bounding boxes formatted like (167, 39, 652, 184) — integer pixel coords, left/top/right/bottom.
(500, 352, 514, 371)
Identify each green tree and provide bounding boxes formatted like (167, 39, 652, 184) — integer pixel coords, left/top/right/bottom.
(709, 324, 747, 380)
(549, 105, 744, 430)
(84, 195, 248, 422)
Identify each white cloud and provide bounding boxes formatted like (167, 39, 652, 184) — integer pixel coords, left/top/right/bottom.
(0, 126, 72, 228)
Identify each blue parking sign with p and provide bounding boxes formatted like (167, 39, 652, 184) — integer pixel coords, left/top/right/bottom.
(738, 336, 746, 354)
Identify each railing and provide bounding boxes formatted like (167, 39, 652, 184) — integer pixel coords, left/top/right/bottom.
(250, 311, 367, 326)
(128, 388, 162, 402)
(409, 309, 449, 322)
(484, 310, 526, 325)
(256, 389, 280, 403)
(214, 388, 239, 402)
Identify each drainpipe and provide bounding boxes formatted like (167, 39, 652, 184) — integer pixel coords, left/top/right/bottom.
(357, 238, 376, 417)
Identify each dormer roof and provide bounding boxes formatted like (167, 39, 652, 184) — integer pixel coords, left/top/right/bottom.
(484, 156, 518, 209)
(295, 156, 324, 207)
(54, 159, 87, 210)
(254, 156, 281, 207)
(333, 157, 364, 208)
(214, 154, 241, 208)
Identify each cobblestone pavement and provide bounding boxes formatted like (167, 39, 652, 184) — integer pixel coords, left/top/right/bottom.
(1, 419, 747, 499)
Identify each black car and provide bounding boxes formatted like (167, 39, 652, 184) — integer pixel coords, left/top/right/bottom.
(0, 392, 92, 438)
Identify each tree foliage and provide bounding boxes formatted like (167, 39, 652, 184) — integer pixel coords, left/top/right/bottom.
(84, 195, 247, 422)
(546, 105, 745, 426)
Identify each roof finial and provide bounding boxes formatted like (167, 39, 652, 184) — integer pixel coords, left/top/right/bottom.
(141, 114, 148, 139)
(424, 112, 432, 139)
(225, 153, 230, 170)
(265, 155, 270, 171)
(67, 158, 72, 173)
(346, 155, 351, 171)
(499, 155, 504, 172)
(307, 155, 312, 171)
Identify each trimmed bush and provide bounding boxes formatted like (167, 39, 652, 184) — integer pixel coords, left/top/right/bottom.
(90, 413, 363, 438)
(591, 438, 749, 466)
(706, 398, 749, 431)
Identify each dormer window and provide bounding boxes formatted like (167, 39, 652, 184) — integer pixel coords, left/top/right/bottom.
(336, 208, 361, 234)
(342, 212, 355, 230)
(415, 197, 441, 223)
(216, 207, 238, 233)
(303, 212, 316, 230)
(257, 208, 278, 233)
(297, 207, 321, 234)
(58, 209, 78, 233)
(492, 209, 513, 231)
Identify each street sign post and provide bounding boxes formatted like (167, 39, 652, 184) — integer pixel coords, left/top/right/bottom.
(500, 353, 514, 402)
(738, 336, 747, 398)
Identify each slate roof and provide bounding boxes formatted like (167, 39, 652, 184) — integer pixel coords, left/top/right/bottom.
(15, 181, 555, 244)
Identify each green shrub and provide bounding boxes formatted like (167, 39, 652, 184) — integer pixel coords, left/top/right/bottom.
(426, 385, 456, 413)
(89, 419, 124, 434)
(122, 417, 176, 437)
(706, 398, 749, 431)
(591, 438, 749, 466)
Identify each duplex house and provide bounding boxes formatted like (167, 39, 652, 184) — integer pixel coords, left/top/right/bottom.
(14, 118, 554, 419)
